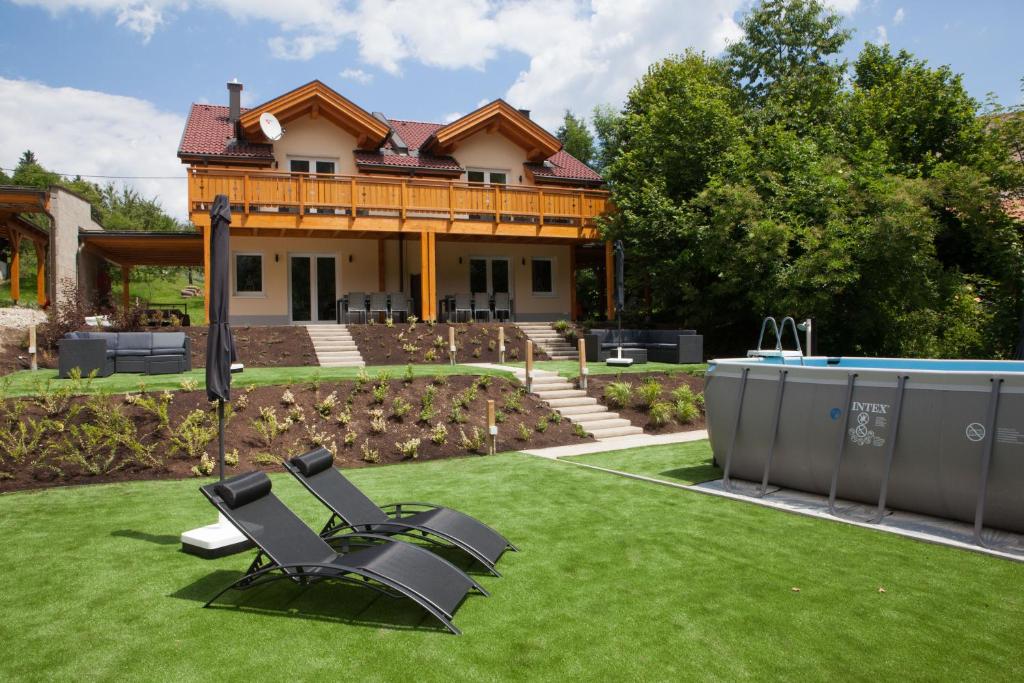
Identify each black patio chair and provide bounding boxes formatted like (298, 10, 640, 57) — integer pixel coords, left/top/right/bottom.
(199, 471, 487, 635)
(285, 448, 517, 576)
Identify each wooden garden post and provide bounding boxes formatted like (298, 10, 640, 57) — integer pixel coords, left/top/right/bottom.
(578, 337, 587, 390)
(487, 399, 496, 455)
(498, 326, 505, 364)
(449, 325, 456, 365)
(28, 324, 37, 371)
(525, 340, 534, 392)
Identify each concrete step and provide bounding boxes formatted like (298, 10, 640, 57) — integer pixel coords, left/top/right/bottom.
(557, 404, 609, 416)
(544, 396, 598, 407)
(565, 410, 619, 422)
(590, 425, 645, 439)
(320, 361, 366, 367)
(578, 417, 632, 432)
(533, 389, 587, 399)
(312, 343, 359, 351)
(529, 381, 575, 392)
(547, 355, 579, 360)
(316, 353, 364, 362)
(307, 333, 355, 340)
(516, 373, 564, 383)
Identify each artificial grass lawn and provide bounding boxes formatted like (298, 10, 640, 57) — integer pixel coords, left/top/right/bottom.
(564, 440, 722, 485)
(1, 363, 514, 397)
(1, 451, 1022, 680)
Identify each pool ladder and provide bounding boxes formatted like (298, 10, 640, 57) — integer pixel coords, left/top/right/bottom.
(722, 362, 1009, 549)
(749, 316, 804, 365)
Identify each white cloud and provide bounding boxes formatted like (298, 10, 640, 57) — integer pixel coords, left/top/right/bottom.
(442, 111, 464, 124)
(0, 77, 188, 219)
(339, 67, 373, 85)
(823, 0, 860, 14)
(476, 98, 491, 108)
(893, 7, 905, 25)
(874, 24, 888, 45)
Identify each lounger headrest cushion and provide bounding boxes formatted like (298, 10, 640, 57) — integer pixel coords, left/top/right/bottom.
(290, 447, 334, 477)
(214, 471, 271, 508)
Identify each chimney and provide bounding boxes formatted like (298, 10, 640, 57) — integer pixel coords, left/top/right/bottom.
(227, 79, 243, 138)
(517, 108, 531, 119)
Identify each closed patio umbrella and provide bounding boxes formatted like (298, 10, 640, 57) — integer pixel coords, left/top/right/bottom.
(206, 194, 236, 481)
(608, 240, 632, 366)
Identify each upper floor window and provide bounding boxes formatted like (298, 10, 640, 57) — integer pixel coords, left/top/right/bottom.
(466, 168, 508, 185)
(289, 158, 337, 175)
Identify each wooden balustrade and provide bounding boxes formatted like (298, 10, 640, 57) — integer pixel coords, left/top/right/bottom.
(188, 167, 608, 229)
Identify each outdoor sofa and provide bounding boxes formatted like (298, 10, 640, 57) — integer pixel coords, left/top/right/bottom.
(286, 448, 517, 576)
(583, 328, 703, 364)
(58, 331, 192, 378)
(200, 471, 486, 635)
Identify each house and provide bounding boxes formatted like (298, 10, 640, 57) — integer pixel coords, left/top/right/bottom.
(178, 80, 614, 324)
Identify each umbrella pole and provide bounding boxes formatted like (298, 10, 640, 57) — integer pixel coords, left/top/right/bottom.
(218, 399, 225, 482)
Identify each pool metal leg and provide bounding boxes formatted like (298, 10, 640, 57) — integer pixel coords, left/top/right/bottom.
(973, 378, 1003, 547)
(722, 367, 750, 492)
(827, 373, 858, 516)
(870, 375, 908, 524)
(757, 369, 788, 497)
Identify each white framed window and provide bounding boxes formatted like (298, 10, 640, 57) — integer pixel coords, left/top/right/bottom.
(466, 168, 509, 185)
(233, 252, 264, 297)
(288, 157, 338, 175)
(531, 257, 555, 296)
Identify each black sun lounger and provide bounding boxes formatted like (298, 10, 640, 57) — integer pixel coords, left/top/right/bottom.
(199, 471, 487, 635)
(285, 448, 518, 577)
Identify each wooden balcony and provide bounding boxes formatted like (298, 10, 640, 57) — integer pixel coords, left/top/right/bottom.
(187, 167, 609, 241)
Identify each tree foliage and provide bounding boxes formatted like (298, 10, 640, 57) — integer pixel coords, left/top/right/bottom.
(556, 110, 596, 166)
(600, 0, 1024, 358)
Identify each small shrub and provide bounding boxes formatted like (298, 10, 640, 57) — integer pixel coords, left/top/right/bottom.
(508, 346, 519, 360)
(535, 416, 549, 433)
(472, 347, 481, 358)
(548, 411, 562, 424)
(636, 379, 663, 409)
(372, 382, 389, 404)
(552, 319, 570, 334)
(344, 430, 357, 446)
(494, 410, 507, 424)
(191, 454, 215, 477)
(286, 405, 306, 424)
(360, 440, 380, 463)
(433, 335, 446, 349)
(403, 364, 415, 383)
(384, 317, 394, 328)
(477, 374, 492, 390)
(391, 397, 412, 420)
(401, 342, 418, 354)
(354, 368, 371, 392)
(281, 388, 296, 406)
(572, 422, 588, 438)
(180, 378, 199, 392)
(432, 373, 448, 386)
(369, 409, 387, 434)
(448, 405, 467, 424)
(336, 409, 352, 427)
(649, 401, 673, 427)
(253, 453, 283, 467)
(430, 422, 448, 444)
(307, 371, 322, 393)
(604, 381, 633, 408)
(224, 448, 239, 467)
(670, 385, 695, 404)
(252, 406, 286, 448)
(315, 391, 339, 418)
(488, 339, 496, 351)
(233, 393, 249, 411)
(131, 390, 174, 434)
(515, 422, 532, 441)
(170, 409, 217, 460)
(419, 404, 437, 423)
(674, 399, 700, 424)
(457, 427, 486, 453)
(395, 437, 421, 459)
(503, 392, 523, 413)
(425, 348, 437, 362)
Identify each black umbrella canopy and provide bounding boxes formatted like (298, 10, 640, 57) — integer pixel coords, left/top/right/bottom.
(206, 195, 236, 404)
(613, 240, 625, 314)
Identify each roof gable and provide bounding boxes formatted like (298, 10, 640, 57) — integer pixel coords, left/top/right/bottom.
(237, 80, 391, 149)
(421, 100, 561, 162)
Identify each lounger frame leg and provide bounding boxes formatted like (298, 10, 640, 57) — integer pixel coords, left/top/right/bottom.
(973, 378, 1003, 547)
(722, 367, 749, 492)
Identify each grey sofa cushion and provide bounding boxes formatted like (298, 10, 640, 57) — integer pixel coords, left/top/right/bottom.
(151, 332, 186, 355)
(114, 333, 152, 356)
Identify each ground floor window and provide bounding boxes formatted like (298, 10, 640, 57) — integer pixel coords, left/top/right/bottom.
(233, 253, 263, 295)
(531, 257, 554, 296)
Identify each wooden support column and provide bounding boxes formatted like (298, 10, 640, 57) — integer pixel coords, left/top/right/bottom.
(569, 245, 577, 321)
(121, 265, 132, 311)
(427, 231, 437, 321)
(419, 231, 430, 320)
(34, 241, 47, 307)
(202, 224, 211, 322)
(377, 239, 386, 291)
(604, 240, 615, 321)
(9, 229, 21, 304)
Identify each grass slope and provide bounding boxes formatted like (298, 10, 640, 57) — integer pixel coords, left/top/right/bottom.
(513, 359, 707, 378)
(1, 364, 513, 397)
(1, 451, 1021, 680)
(564, 440, 722, 485)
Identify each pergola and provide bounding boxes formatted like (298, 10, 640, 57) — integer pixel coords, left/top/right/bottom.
(0, 186, 51, 306)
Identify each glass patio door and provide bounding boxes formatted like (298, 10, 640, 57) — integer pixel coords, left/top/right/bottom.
(468, 257, 510, 294)
(290, 255, 337, 322)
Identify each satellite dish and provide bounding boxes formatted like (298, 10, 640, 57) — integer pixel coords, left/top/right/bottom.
(259, 112, 283, 141)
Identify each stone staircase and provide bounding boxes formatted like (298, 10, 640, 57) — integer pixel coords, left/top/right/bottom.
(517, 322, 579, 360)
(511, 367, 643, 440)
(305, 325, 365, 367)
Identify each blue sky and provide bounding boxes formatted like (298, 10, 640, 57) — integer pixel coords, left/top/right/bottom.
(0, 0, 1020, 218)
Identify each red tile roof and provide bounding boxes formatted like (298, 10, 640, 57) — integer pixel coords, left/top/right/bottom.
(178, 104, 274, 161)
(179, 104, 602, 184)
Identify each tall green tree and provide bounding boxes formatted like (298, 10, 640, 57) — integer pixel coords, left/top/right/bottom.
(556, 110, 596, 166)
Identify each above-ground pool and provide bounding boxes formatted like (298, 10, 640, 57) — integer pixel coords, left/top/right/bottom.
(704, 355, 1024, 536)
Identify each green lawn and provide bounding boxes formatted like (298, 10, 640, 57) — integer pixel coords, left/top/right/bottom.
(1, 363, 514, 397)
(564, 440, 722, 485)
(1, 448, 1022, 680)
(515, 359, 707, 378)
(112, 268, 206, 325)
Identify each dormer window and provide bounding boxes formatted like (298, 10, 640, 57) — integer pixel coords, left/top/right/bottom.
(290, 157, 336, 175)
(467, 168, 508, 185)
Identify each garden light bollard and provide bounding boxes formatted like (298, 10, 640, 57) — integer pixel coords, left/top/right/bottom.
(498, 326, 505, 364)
(487, 399, 497, 455)
(449, 326, 456, 365)
(525, 340, 534, 392)
(578, 337, 587, 389)
(28, 324, 37, 371)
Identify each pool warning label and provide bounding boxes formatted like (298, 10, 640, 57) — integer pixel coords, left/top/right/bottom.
(849, 411, 885, 447)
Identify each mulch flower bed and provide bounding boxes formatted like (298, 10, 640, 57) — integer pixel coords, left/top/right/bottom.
(348, 321, 549, 365)
(0, 372, 589, 493)
(582, 371, 706, 434)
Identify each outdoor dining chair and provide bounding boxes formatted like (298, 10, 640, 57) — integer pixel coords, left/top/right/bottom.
(453, 293, 473, 323)
(493, 292, 512, 322)
(344, 292, 367, 324)
(200, 470, 486, 635)
(369, 292, 389, 322)
(388, 292, 410, 322)
(286, 448, 518, 576)
(473, 292, 492, 322)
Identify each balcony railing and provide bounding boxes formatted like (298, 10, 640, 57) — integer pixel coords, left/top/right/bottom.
(188, 167, 609, 228)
